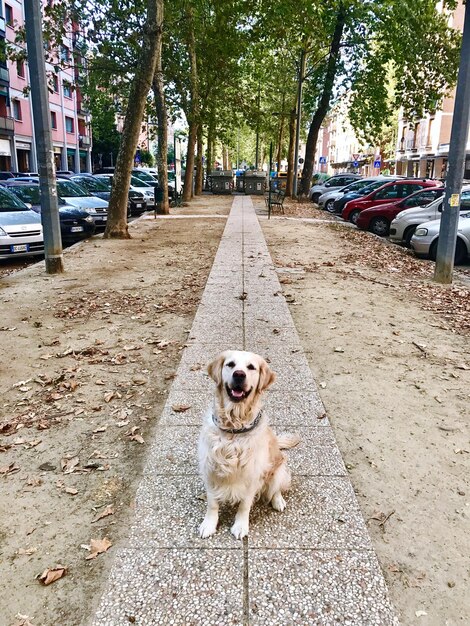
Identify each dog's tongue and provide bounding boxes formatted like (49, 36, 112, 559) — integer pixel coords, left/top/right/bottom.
(231, 389, 244, 399)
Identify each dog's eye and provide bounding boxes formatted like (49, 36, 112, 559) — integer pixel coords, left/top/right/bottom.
(226, 361, 235, 368)
(247, 364, 256, 371)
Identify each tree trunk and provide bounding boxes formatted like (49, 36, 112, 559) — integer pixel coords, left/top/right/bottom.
(152, 1, 168, 214)
(104, 0, 162, 238)
(299, 3, 346, 197)
(205, 114, 214, 189)
(285, 108, 296, 196)
(182, 6, 198, 202)
(277, 92, 286, 174)
(195, 125, 203, 194)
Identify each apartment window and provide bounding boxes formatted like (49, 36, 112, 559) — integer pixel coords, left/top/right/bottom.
(65, 116, 74, 133)
(51, 111, 57, 129)
(17, 60, 25, 78)
(52, 74, 59, 93)
(60, 45, 70, 63)
(5, 4, 13, 27)
(427, 117, 435, 147)
(63, 81, 72, 98)
(12, 99, 22, 121)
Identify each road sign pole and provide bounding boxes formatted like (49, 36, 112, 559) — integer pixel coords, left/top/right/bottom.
(24, 0, 63, 274)
(293, 49, 306, 198)
(434, 2, 470, 284)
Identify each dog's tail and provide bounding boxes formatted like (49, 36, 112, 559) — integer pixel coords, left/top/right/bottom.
(277, 433, 301, 450)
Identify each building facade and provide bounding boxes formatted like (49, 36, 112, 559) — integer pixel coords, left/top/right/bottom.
(1, 0, 92, 173)
(395, 1, 468, 180)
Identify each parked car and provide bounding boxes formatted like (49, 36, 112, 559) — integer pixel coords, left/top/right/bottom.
(0, 171, 17, 181)
(0, 186, 44, 259)
(6, 181, 95, 243)
(389, 187, 470, 246)
(309, 173, 362, 204)
(356, 186, 445, 236)
(55, 179, 109, 227)
(318, 177, 390, 212)
(94, 174, 148, 215)
(342, 179, 439, 224)
(128, 175, 155, 207)
(68, 174, 111, 202)
(331, 177, 402, 215)
(410, 210, 470, 265)
(95, 167, 175, 199)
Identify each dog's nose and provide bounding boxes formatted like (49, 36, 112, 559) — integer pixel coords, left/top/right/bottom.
(233, 370, 246, 381)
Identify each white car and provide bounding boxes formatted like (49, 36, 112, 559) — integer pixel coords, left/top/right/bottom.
(390, 186, 470, 246)
(56, 179, 109, 227)
(410, 211, 470, 265)
(129, 175, 155, 207)
(318, 177, 386, 211)
(309, 173, 362, 204)
(0, 186, 43, 259)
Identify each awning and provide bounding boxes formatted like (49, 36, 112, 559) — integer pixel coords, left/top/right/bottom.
(53, 146, 62, 154)
(0, 138, 11, 156)
(79, 150, 87, 157)
(67, 148, 77, 156)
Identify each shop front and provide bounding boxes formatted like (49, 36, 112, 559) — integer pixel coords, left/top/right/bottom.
(16, 141, 32, 172)
(0, 137, 12, 171)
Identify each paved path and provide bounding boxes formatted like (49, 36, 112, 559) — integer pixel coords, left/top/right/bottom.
(92, 196, 398, 625)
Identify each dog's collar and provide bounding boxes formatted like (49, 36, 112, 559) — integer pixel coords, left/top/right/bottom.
(212, 409, 263, 434)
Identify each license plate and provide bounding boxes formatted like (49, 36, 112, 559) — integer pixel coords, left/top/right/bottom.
(135, 203, 142, 208)
(11, 244, 29, 253)
(96, 216, 107, 221)
(71, 226, 84, 233)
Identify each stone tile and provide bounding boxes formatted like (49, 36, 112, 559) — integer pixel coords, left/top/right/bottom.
(245, 325, 303, 352)
(264, 389, 327, 424)
(248, 549, 399, 626)
(159, 389, 209, 426)
(130, 474, 243, 549)
(145, 425, 345, 478)
(188, 320, 243, 346)
(248, 476, 371, 549)
(92, 548, 244, 626)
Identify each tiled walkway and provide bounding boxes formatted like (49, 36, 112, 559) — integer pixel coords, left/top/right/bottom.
(92, 196, 398, 625)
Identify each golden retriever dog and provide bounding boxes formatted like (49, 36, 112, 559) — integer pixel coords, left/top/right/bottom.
(198, 350, 299, 539)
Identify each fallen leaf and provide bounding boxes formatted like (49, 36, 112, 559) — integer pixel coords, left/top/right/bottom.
(334, 347, 344, 353)
(17, 547, 37, 556)
(132, 378, 147, 386)
(92, 504, 114, 523)
(415, 610, 427, 618)
(172, 404, 191, 413)
(27, 476, 43, 487)
(65, 487, 78, 496)
(85, 537, 112, 559)
(130, 433, 145, 444)
(0, 462, 20, 475)
(95, 379, 106, 386)
(93, 426, 107, 434)
(104, 392, 115, 403)
(37, 565, 67, 585)
(61, 456, 80, 474)
(39, 354, 54, 360)
(13, 613, 35, 626)
(38, 462, 56, 472)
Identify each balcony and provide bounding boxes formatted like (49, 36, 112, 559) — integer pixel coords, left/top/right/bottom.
(0, 16, 5, 34)
(79, 135, 91, 147)
(0, 115, 14, 133)
(405, 139, 417, 152)
(0, 66, 9, 84)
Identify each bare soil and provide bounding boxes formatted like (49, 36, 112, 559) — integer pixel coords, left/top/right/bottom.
(256, 197, 470, 626)
(0, 200, 226, 626)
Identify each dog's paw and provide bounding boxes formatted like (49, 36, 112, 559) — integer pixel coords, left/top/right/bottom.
(231, 519, 249, 539)
(271, 493, 286, 512)
(199, 519, 217, 539)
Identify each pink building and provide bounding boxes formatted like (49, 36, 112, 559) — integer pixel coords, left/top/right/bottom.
(0, 0, 92, 173)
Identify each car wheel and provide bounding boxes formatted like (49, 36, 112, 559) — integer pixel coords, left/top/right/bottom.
(404, 226, 416, 247)
(325, 199, 335, 213)
(349, 210, 360, 225)
(430, 238, 467, 264)
(370, 217, 390, 236)
(311, 193, 320, 204)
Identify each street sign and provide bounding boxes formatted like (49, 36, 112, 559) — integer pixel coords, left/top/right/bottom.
(374, 159, 381, 168)
(319, 156, 327, 164)
(298, 157, 304, 164)
(353, 160, 359, 167)
(352, 153, 360, 160)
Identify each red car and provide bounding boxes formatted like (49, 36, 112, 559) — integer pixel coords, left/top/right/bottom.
(356, 186, 444, 236)
(342, 179, 439, 224)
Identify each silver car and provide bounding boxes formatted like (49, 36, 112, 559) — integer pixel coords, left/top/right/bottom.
(390, 186, 470, 246)
(309, 173, 362, 204)
(410, 211, 470, 264)
(56, 179, 109, 226)
(0, 186, 43, 259)
(318, 177, 386, 211)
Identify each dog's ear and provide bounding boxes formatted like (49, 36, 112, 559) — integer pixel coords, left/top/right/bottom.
(207, 351, 229, 384)
(257, 359, 276, 392)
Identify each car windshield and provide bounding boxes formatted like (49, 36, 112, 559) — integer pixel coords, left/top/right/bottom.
(343, 179, 374, 192)
(9, 185, 66, 206)
(130, 176, 151, 188)
(72, 177, 108, 192)
(0, 187, 29, 211)
(57, 180, 90, 198)
(133, 170, 156, 182)
(361, 180, 390, 195)
(96, 176, 112, 190)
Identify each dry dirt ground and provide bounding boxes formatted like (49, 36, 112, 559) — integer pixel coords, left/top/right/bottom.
(0, 198, 230, 626)
(255, 197, 470, 626)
